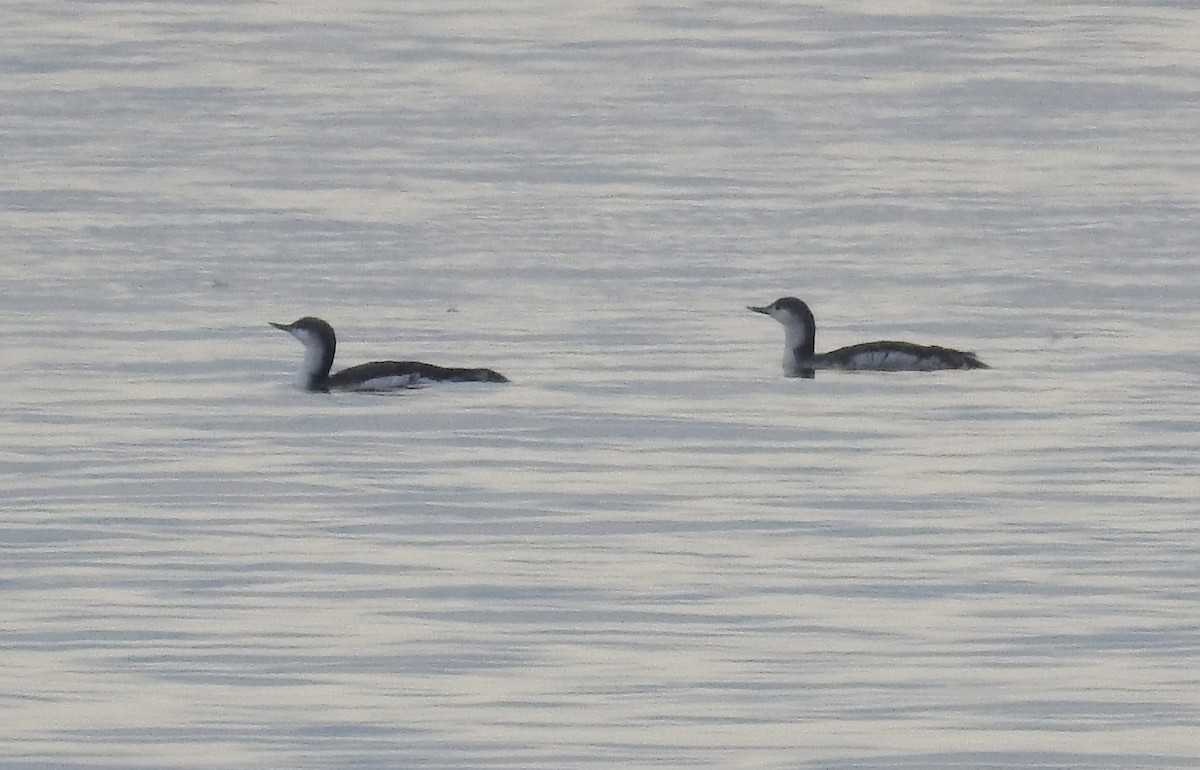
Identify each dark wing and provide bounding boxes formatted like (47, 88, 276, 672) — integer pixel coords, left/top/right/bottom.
(326, 361, 422, 391)
(328, 360, 508, 389)
(401, 361, 510, 383)
(914, 345, 989, 370)
(823, 341, 988, 371)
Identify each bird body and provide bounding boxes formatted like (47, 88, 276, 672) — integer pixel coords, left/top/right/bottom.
(271, 316, 508, 392)
(748, 297, 987, 377)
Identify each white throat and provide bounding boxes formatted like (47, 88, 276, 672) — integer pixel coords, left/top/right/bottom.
(779, 319, 811, 375)
(781, 321, 810, 356)
(290, 329, 328, 386)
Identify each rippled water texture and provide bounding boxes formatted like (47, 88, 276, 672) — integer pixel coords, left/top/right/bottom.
(3, 1, 1199, 767)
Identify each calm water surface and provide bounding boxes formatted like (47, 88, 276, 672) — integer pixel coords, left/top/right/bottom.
(3, 1, 1199, 768)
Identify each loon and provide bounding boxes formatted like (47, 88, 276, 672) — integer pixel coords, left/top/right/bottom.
(270, 316, 509, 392)
(748, 297, 988, 378)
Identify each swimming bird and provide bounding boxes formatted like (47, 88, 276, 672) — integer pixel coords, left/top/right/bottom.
(748, 297, 987, 377)
(270, 316, 509, 392)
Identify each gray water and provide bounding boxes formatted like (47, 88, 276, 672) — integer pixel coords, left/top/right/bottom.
(3, 1, 1199, 768)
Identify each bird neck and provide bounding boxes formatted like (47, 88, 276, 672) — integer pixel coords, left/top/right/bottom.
(784, 322, 816, 361)
(300, 338, 335, 391)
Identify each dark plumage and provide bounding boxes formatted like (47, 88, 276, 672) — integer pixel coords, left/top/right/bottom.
(271, 316, 509, 392)
(748, 297, 988, 377)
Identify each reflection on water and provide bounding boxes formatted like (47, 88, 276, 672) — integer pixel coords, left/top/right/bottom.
(2, 0, 1199, 767)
